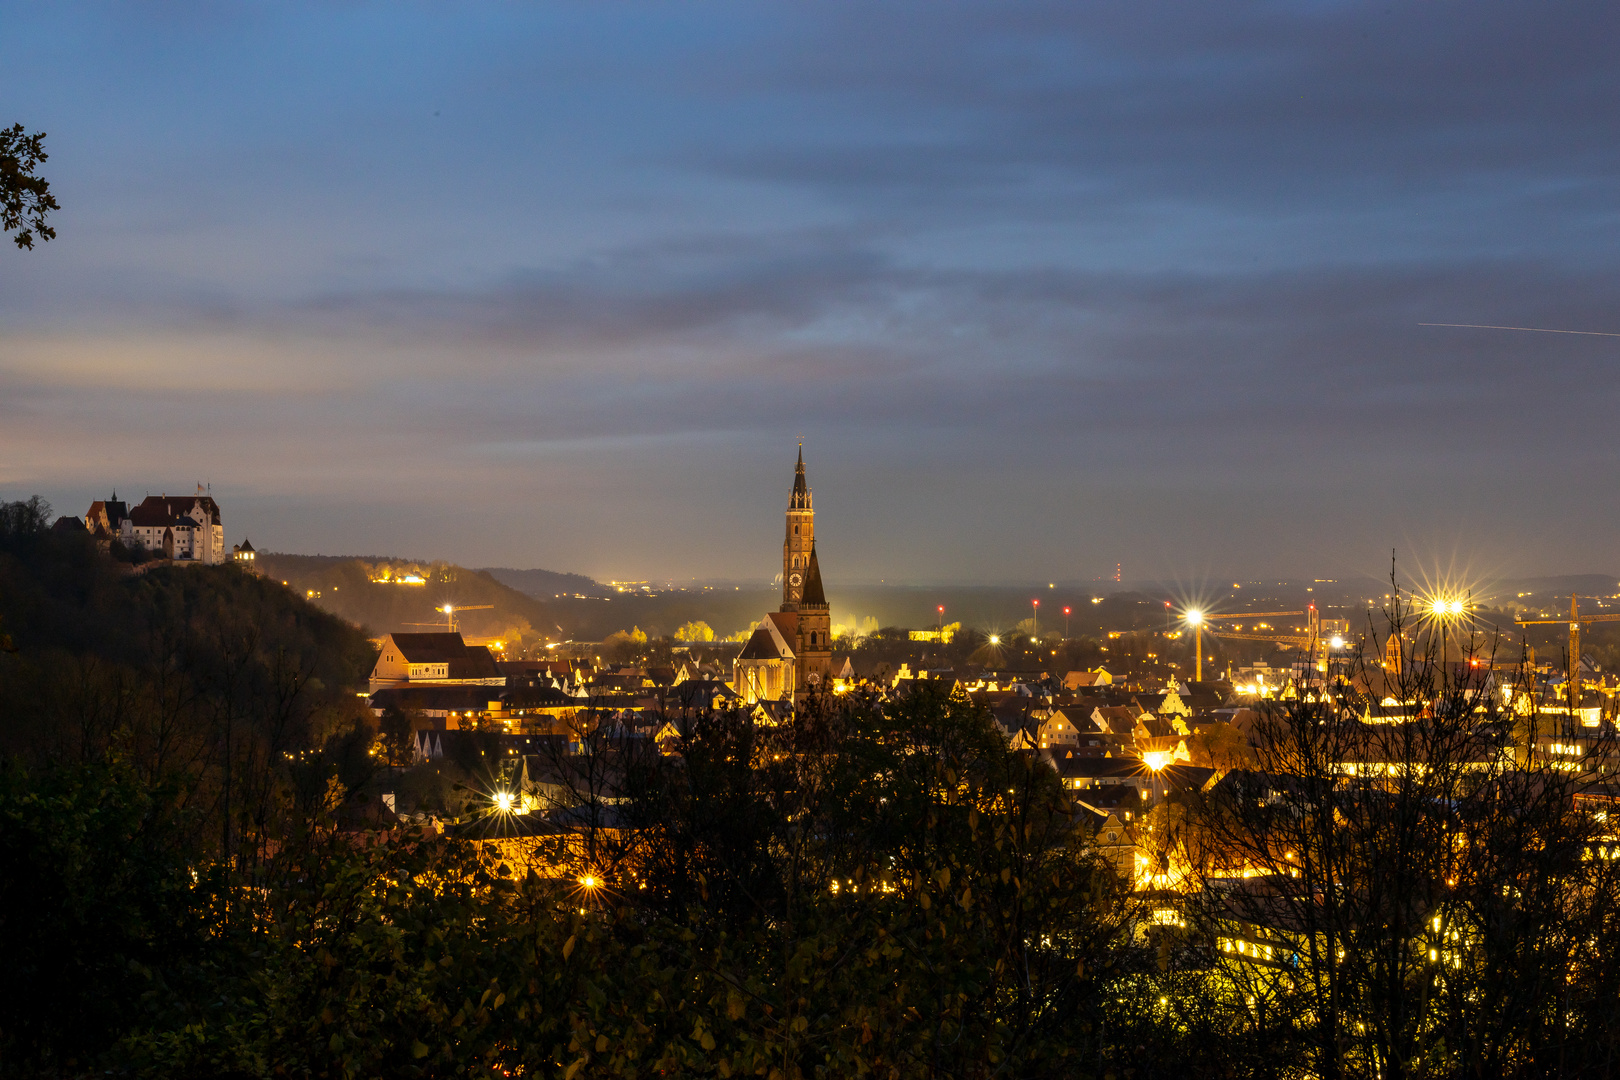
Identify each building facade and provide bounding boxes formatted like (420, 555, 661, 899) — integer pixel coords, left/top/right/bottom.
(734, 449, 833, 702)
(87, 487, 226, 564)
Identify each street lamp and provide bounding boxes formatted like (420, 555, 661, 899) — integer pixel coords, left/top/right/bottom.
(1185, 609, 1205, 683)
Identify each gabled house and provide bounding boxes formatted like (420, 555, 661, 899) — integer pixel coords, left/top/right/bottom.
(370, 632, 504, 692)
(1063, 668, 1114, 690)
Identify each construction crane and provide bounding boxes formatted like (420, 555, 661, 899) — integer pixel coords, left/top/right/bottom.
(1182, 607, 1331, 683)
(1516, 594, 1620, 717)
(403, 603, 494, 634)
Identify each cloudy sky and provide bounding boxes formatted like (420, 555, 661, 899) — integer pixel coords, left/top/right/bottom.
(4, 1, 1619, 585)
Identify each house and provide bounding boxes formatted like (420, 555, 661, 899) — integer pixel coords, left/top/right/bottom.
(1134, 715, 1192, 766)
(1091, 705, 1147, 736)
(1036, 707, 1088, 750)
(1063, 668, 1114, 690)
(374, 684, 504, 728)
(1080, 804, 1140, 881)
(830, 655, 856, 689)
(1133, 688, 1191, 717)
(663, 679, 742, 712)
(369, 631, 504, 692)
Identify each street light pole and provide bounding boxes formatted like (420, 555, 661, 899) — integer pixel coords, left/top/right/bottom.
(1186, 609, 1205, 684)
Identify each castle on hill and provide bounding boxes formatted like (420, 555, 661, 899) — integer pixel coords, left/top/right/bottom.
(84, 485, 231, 564)
(733, 449, 833, 703)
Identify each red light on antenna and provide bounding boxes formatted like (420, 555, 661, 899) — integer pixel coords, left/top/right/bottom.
(1063, 607, 1071, 615)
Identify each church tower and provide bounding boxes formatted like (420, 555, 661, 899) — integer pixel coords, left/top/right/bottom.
(782, 448, 831, 691)
(734, 449, 835, 702)
(783, 446, 813, 611)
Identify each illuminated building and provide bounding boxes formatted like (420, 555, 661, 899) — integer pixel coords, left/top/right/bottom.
(733, 449, 834, 702)
(87, 485, 226, 563)
(369, 631, 505, 693)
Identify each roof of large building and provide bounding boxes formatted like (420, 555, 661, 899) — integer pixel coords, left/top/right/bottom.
(128, 494, 222, 528)
(86, 498, 128, 529)
(737, 625, 793, 661)
(384, 632, 502, 679)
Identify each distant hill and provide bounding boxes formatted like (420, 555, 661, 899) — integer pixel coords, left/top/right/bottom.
(481, 566, 608, 599)
(1481, 575, 1618, 605)
(255, 553, 564, 647)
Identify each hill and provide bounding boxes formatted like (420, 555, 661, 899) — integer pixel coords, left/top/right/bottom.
(481, 566, 608, 599)
(255, 553, 560, 648)
(0, 498, 376, 760)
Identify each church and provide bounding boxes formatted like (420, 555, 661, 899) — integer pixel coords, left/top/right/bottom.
(733, 449, 833, 703)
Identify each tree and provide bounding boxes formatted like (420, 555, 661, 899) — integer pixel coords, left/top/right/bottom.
(1180, 578, 1620, 1079)
(1, 125, 57, 250)
(673, 620, 714, 642)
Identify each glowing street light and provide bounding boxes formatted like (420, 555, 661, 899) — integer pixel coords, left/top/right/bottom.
(989, 634, 1000, 646)
(578, 874, 599, 891)
(1184, 609, 1205, 683)
(493, 789, 514, 814)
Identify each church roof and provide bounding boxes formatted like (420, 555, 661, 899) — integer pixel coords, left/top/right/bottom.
(800, 543, 826, 607)
(737, 625, 793, 661)
(384, 633, 502, 678)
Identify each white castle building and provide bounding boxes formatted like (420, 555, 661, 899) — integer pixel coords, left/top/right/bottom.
(86, 486, 227, 564)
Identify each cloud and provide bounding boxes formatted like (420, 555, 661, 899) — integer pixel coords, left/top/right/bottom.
(4, 1, 1620, 579)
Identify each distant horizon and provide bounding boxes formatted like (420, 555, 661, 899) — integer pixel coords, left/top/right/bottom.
(250, 547, 1620, 603)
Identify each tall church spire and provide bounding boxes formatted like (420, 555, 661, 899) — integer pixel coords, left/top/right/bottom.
(789, 444, 811, 510)
(783, 447, 813, 610)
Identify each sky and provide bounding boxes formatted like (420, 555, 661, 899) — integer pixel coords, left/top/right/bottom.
(4, 1, 1620, 586)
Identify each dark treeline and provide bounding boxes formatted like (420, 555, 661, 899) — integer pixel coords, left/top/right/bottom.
(2, 503, 1619, 1078)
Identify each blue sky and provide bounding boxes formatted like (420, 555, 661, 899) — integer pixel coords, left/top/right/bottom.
(4, 1, 1619, 585)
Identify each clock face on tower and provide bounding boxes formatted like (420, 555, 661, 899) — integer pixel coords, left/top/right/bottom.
(789, 572, 802, 588)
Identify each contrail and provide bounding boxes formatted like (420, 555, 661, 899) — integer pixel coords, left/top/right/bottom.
(1419, 322, 1620, 338)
